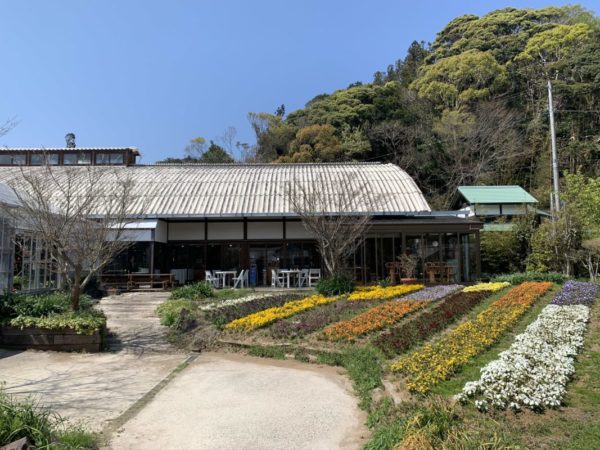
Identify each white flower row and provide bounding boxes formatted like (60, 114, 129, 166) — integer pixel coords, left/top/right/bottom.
(456, 304, 590, 412)
(198, 293, 273, 311)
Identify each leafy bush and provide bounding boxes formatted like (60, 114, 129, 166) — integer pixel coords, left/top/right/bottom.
(170, 281, 214, 300)
(155, 299, 195, 327)
(0, 292, 92, 321)
(0, 388, 96, 448)
(9, 310, 106, 335)
(205, 293, 304, 328)
(315, 275, 355, 296)
(492, 272, 568, 285)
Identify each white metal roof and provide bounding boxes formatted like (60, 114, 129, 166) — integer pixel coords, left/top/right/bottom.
(0, 163, 431, 218)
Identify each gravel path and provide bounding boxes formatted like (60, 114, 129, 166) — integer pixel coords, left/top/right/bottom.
(109, 353, 368, 450)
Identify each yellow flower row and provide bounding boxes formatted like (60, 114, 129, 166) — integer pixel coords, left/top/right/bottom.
(347, 284, 424, 301)
(462, 282, 510, 293)
(391, 282, 552, 394)
(224, 294, 336, 331)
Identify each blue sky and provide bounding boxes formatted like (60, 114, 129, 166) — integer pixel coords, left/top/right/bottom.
(1, 1, 598, 162)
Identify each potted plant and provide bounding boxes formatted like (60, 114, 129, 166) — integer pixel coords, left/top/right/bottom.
(398, 254, 418, 284)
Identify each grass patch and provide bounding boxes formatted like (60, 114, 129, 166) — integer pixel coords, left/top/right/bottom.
(213, 288, 254, 300)
(247, 345, 286, 359)
(340, 345, 384, 410)
(0, 388, 96, 449)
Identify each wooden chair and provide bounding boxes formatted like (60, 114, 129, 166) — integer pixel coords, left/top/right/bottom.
(308, 268, 321, 287)
(271, 269, 285, 288)
(232, 270, 248, 289)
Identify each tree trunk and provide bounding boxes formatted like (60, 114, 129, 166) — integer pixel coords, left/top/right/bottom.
(71, 269, 81, 311)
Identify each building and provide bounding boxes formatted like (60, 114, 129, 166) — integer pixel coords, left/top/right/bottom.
(0, 147, 484, 286)
(455, 185, 543, 231)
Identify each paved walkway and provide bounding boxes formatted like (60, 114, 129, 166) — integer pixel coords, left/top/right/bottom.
(0, 291, 186, 431)
(109, 353, 368, 450)
(98, 291, 177, 354)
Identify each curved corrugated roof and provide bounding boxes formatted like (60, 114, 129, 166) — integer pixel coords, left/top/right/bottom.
(0, 163, 430, 218)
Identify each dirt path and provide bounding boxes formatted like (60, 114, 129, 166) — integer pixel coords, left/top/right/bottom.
(109, 352, 369, 450)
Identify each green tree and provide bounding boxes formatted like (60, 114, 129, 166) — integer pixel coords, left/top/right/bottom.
(198, 141, 234, 163)
(278, 124, 342, 162)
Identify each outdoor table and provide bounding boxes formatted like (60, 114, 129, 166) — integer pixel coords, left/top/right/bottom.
(278, 269, 301, 288)
(213, 270, 237, 288)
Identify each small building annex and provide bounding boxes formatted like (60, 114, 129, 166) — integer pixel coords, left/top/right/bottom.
(0, 146, 484, 287)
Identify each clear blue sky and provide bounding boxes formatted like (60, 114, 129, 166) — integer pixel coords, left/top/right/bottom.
(1, 1, 598, 162)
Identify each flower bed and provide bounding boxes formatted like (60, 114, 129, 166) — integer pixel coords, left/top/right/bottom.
(347, 284, 424, 302)
(457, 305, 590, 411)
(205, 293, 305, 328)
(391, 282, 552, 394)
(462, 282, 510, 293)
(224, 294, 337, 331)
(374, 291, 487, 357)
(321, 300, 425, 341)
(550, 280, 600, 306)
(402, 284, 463, 301)
(270, 299, 370, 339)
(457, 281, 599, 411)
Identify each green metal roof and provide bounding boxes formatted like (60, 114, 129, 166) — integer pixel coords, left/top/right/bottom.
(483, 223, 515, 232)
(458, 186, 538, 204)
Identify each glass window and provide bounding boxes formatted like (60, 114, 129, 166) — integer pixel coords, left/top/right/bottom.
(0, 153, 26, 165)
(64, 152, 91, 165)
(95, 152, 124, 165)
(31, 153, 59, 165)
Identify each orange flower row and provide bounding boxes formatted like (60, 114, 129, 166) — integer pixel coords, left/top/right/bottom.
(321, 300, 425, 341)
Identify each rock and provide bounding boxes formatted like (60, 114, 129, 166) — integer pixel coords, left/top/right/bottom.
(1, 437, 30, 450)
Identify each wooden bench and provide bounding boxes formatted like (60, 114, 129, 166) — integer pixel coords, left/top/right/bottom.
(127, 273, 175, 291)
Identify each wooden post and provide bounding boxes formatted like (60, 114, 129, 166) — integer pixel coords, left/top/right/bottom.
(475, 231, 481, 281)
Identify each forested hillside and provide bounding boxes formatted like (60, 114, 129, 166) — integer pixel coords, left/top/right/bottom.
(246, 6, 600, 208)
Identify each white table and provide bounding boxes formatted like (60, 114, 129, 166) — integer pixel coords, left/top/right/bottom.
(278, 269, 302, 288)
(213, 270, 237, 288)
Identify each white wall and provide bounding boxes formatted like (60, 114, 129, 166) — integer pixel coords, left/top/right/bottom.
(247, 221, 283, 239)
(154, 220, 168, 243)
(207, 222, 243, 240)
(168, 222, 205, 240)
(286, 221, 313, 239)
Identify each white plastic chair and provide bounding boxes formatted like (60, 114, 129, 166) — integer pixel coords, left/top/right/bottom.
(233, 270, 248, 289)
(271, 269, 285, 288)
(308, 269, 321, 287)
(205, 270, 219, 288)
(298, 269, 309, 288)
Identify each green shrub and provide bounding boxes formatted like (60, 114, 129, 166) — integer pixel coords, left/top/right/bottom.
(155, 299, 195, 327)
(0, 388, 96, 448)
(315, 275, 355, 296)
(0, 292, 92, 321)
(170, 281, 214, 300)
(9, 310, 106, 335)
(492, 272, 569, 285)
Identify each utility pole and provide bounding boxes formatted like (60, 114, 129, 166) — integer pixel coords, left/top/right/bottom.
(548, 80, 561, 212)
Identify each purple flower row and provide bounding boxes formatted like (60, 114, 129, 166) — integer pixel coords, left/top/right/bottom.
(550, 280, 600, 306)
(402, 284, 463, 301)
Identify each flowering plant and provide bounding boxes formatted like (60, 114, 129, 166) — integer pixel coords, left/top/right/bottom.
(462, 282, 510, 293)
(456, 304, 590, 412)
(402, 284, 463, 301)
(391, 282, 552, 393)
(550, 280, 600, 306)
(347, 284, 423, 301)
(321, 300, 425, 341)
(374, 290, 487, 357)
(224, 294, 336, 331)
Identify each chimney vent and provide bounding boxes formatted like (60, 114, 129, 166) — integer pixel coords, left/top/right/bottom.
(65, 133, 76, 148)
